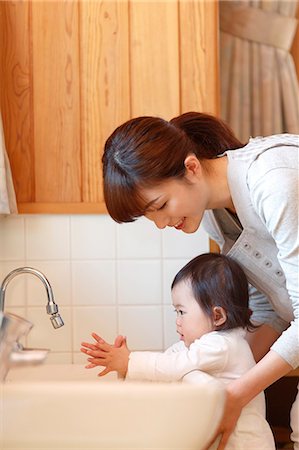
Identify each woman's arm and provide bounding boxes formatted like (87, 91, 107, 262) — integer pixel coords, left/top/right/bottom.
(210, 350, 293, 450)
(211, 149, 299, 449)
(246, 323, 281, 362)
(249, 163, 299, 369)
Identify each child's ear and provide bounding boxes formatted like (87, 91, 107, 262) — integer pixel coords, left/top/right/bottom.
(212, 306, 227, 327)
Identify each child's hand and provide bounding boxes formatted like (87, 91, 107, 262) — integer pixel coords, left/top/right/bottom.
(81, 332, 126, 368)
(81, 333, 130, 377)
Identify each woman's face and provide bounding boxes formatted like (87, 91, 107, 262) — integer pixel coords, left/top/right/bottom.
(141, 176, 209, 234)
(172, 279, 213, 348)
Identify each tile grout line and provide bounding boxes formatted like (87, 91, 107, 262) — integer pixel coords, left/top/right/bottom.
(69, 215, 75, 363)
(24, 215, 29, 347)
(115, 221, 120, 338)
(160, 229, 165, 351)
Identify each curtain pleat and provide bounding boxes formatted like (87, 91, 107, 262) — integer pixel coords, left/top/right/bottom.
(220, 0, 299, 142)
(0, 113, 18, 215)
(251, 42, 261, 136)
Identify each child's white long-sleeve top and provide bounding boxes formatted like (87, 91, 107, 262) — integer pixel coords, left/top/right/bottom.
(126, 328, 275, 450)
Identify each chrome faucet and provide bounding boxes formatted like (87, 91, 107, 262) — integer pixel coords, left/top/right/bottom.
(0, 267, 64, 328)
(0, 267, 64, 381)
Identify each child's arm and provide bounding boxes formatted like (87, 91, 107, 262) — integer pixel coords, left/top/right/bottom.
(126, 334, 227, 382)
(81, 332, 228, 381)
(80, 333, 185, 377)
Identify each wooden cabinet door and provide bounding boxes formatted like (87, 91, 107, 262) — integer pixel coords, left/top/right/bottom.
(0, 0, 218, 214)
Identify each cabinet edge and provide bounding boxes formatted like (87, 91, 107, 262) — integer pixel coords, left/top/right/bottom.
(17, 203, 107, 214)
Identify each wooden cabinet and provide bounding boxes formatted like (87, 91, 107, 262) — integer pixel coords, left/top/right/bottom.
(0, 0, 219, 214)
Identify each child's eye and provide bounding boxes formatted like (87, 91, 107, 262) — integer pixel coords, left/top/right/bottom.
(174, 309, 185, 316)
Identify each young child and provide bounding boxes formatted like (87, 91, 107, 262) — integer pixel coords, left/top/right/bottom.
(81, 253, 275, 449)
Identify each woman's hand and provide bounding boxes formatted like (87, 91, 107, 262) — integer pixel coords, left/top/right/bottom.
(207, 350, 294, 449)
(81, 332, 130, 377)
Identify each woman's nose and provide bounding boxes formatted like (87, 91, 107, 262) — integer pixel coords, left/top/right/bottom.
(154, 218, 167, 229)
(145, 212, 168, 229)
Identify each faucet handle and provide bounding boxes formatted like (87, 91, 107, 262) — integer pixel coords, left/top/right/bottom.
(9, 347, 49, 367)
(0, 312, 33, 344)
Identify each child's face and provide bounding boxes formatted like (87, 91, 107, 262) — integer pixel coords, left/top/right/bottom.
(172, 279, 214, 348)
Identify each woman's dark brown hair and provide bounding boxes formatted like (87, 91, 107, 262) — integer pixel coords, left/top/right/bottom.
(171, 253, 256, 332)
(102, 112, 244, 223)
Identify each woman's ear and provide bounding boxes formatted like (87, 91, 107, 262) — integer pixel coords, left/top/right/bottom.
(212, 306, 227, 327)
(184, 154, 202, 179)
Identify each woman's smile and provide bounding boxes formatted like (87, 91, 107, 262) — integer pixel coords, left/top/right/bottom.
(173, 217, 186, 230)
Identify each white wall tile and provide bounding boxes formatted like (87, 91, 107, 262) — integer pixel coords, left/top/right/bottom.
(0, 261, 26, 307)
(45, 352, 72, 364)
(117, 260, 161, 305)
(72, 261, 116, 305)
(0, 216, 25, 260)
(4, 306, 26, 318)
(118, 306, 163, 350)
(162, 259, 190, 305)
(26, 215, 70, 260)
(73, 351, 90, 365)
(26, 261, 71, 306)
(71, 215, 116, 259)
(117, 217, 162, 259)
(162, 224, 209, 258)
(73, 306, 117, 351)
(26, 306, 72, 352)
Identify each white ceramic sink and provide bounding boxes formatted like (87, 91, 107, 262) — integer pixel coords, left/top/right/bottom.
(1, 364, 225, 450)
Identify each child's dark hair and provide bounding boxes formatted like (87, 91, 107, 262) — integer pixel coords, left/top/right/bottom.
(171, 253, 256, 332)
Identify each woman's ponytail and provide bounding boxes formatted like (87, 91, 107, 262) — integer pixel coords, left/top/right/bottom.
(170, 112, 244, 158)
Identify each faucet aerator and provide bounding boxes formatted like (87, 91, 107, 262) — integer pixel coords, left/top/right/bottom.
(50, 313, 64, 329)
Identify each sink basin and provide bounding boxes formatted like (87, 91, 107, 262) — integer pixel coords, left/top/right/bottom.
(1, 364, 225, 449)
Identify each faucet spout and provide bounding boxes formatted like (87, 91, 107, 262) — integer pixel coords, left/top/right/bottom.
(0, 267, 64, 329)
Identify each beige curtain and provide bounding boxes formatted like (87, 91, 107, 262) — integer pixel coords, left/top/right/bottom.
(220, 0, 299, 142)
(0, 112, 17, 215)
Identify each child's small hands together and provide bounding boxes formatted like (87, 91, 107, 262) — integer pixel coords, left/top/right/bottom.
(80, 332, 130, 378)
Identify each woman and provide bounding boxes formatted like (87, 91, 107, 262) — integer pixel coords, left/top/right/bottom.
(102, 112, 298, 449)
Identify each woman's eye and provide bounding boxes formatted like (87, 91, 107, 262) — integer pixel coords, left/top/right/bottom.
(158, 202, 167, 211)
